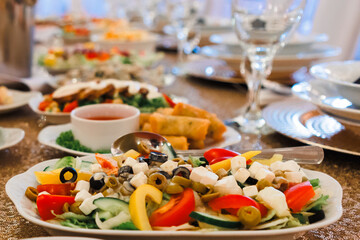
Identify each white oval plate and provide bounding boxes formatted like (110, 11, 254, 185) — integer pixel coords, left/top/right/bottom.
(6, 157, 342, 240)
(28, 80, 160, 125)
(0, 90, 41, 114)
(38, 123, 241, 156)
(0, 127, 25, 150)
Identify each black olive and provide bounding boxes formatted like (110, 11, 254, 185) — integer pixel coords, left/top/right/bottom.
(123, 181, 135, 192)
(308, 210, 325, 224)
(59, 167, 78, 183)
(245, 177, 258, 185)
(138, 157, 150, 164)
(90, 172, 106, 190)
(118, 165, 133, 178)
(172, 166, 191, 179)
(159, 170, 172, 179)
(149, 152, 168, 163)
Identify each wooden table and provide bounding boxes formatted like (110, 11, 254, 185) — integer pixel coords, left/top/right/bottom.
(1, 52, 359, 240)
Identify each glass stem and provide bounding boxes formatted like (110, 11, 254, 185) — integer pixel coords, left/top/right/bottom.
(177, 28, 189, 64)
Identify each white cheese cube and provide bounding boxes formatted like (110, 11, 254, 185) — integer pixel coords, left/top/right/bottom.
(243, 185, 258, 198)
(214, 176, 242, 196)
(256, 187, 290, 217)
(249, 161, 266, 178)
(130, 172, 148, 188)
(190, 166, 208, 182)
(255, 168, 275, 183)
(75, 180, 90, 192)
(199, 171, 219, 186)
(132, 162, 149, 175)
(231, 156, 247, 173)
(299, 169, 307, 179)
(282, 160, 300, 172)
(75, 189, 92, 202)
(79, 193, 104, 215)
(123, 157, 138, 167)
(91, 163, 103, 173)
(234, 168, 250, 183)
(284, 171, 303, 183)
(160, 160, 178, 174)
(270, 161, 284, 172)
(38, 191, 50, 196)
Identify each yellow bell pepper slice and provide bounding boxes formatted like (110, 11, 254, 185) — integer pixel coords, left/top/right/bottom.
(34, 168, 92, 185)
(129, 184, 163, 230)
(210, 150, 262, 173)
(253, 153, 283, 166)
(112, 149, 141, 162)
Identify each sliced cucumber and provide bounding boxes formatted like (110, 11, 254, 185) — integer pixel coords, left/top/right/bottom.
(94, 210, 114, 221)
(162, 142, 177, 160)
(93, 197, 130, 216)
(189, 212, 243, 229)
(80, 160, 93, 172)
(43, 166, 51, 171)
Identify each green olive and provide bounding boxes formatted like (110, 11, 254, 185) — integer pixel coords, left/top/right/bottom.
(113, 155, 127, 168)
(215, 168, 228, 179)
(102, 188, 113, 197)
(191, 181, 208, 194)
(274, 170, 285, 177)
(256, 179, 272, 191)
(172, 157, 185, 165)
(237, 206, 261, 228)
(137, 140, 151, 155)
(70, 190, 79, 196)
(165, 182, 184, 194)
(62, 202, 70, 213)
(25, 187, 38, 202)
(148, 172, 168, 190)
(70, 201, 83, 215)
(120, 185, 132, 196)
(171, 176, 191, 188)
(200, 192, 220, 202)
(204, 185, 214, 195)
(105, 176, 119, 188)
(146, 167, 162, 177)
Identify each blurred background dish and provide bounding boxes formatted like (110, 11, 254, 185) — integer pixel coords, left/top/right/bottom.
(0, 127, 25, 151)
(310, 60, 360, 106)
(0, 88, 41, 114)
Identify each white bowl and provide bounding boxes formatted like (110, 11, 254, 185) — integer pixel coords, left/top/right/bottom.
(71, 104, 140, 151)
(310, 60, 360, 106)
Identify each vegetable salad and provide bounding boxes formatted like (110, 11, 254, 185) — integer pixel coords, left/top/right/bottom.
(25, 147, 329, 231)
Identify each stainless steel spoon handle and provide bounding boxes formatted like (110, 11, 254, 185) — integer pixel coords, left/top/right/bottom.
(178, 145, 324, 165)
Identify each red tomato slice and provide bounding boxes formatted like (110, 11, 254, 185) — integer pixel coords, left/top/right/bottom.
(149, 188, 195, 227)
(38, 101, 51, 111)
(204, 148, 240, 163)
(37, 194, 75, 220)
(63, 100, 78, 113)
(162, 93, 176, 108)
(208, 194, 267, 217)
(37, 183, 76, 196)
(284, 181, 315, 213)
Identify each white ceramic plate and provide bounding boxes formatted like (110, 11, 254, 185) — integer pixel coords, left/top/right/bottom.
(38, 123, 241, 156)
(209, 32, 328, 49)
(6, 157, 342, 240)
(92, 34, 158, 52)
(292, 81, 360, 124)
(0, 90, 41, 114)
(0, 127, 25, 150)
(23, 237, 101, 240)
(28, 80, 159, 125)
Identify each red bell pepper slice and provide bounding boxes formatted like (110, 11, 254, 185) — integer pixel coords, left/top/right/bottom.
(37, 183, 76, 196)
(38, 101, 51, 111)
(36, 194, 75, 220)
(149, 188, 195, 227)
(204, 148, 240, 164)
(162, 93, 176, 108)
(208, 194, 267, 217)
(284, 181, 316, 213)
(63, 100, 78, 113)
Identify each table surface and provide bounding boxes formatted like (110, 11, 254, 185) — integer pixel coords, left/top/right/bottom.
(1, 52, 360, 240)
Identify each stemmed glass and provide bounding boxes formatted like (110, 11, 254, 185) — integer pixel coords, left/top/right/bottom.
(164, 0, 204, 74)
(232, 0, 306, 133)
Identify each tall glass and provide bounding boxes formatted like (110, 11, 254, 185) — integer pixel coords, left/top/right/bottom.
(232, 0, 306, 133)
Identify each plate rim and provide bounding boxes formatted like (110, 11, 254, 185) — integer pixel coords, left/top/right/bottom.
(38, 124, 241, 156)
(0, 90, 41, 113)
(6, 158, 343, 238)
(0, 127, 25, 150)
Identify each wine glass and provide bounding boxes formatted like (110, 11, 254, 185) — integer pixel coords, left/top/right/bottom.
(164, 0, 204, 74)
(232, 0, 306, 133)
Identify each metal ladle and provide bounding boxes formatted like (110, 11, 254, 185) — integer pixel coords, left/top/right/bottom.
(111, 132, 324, 164)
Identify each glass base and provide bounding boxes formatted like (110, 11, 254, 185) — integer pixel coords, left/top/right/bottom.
(233, 110, 266, 134)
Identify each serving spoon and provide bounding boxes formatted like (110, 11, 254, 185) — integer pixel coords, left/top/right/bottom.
(111, 132, 324, 165)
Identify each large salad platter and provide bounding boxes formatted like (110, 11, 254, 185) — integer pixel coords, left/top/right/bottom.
(6, 147, 342, 240)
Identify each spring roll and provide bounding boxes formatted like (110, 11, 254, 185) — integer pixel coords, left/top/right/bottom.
(156, 107, 174, 115)
(150, 113, 210, 140)
(140, 113, 151, 128)
(188, 139, 205, 149)
(164, 136, 189, 150)
(142, 122, 152, 132)
(172, 103, 226, 141)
